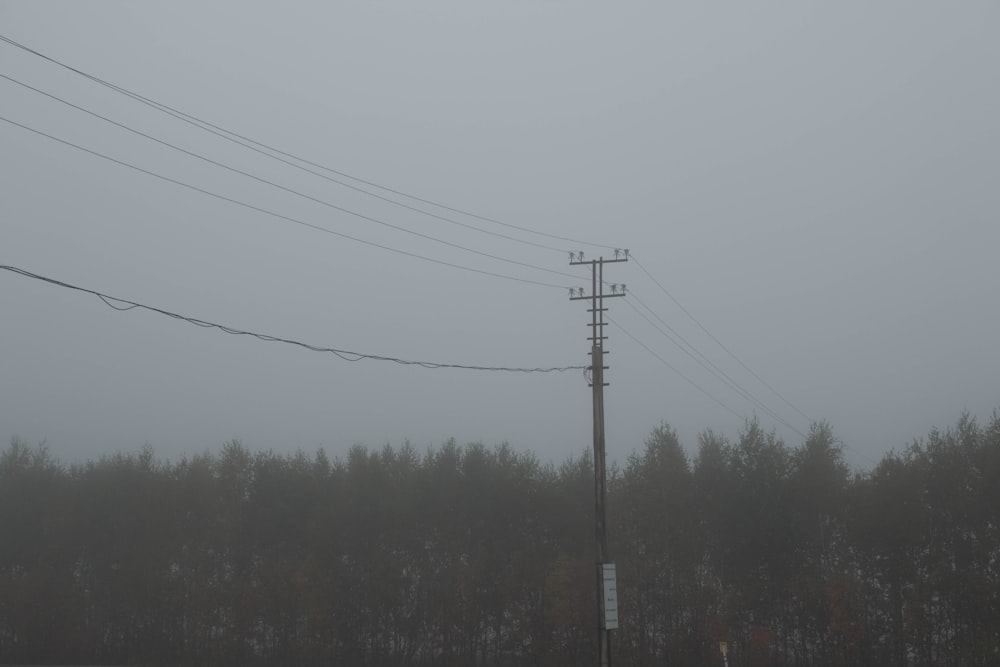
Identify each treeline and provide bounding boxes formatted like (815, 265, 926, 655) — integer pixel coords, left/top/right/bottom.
(1, 413, 999, 666)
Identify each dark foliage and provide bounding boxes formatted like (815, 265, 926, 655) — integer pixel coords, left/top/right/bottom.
(2, 412, 999, 665)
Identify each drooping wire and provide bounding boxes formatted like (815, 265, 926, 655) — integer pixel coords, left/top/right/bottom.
(0, 32, 616, 252)
(630, 255, 813, 422)
(0, 265, 586, 373)
(0, 114, 570, 291)
(0, 73, 582, 283)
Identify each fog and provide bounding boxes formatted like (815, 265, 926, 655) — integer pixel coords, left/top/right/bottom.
(2, 2, 998, 468)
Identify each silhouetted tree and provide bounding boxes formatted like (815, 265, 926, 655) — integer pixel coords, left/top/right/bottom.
(2, 412, 1000, 665)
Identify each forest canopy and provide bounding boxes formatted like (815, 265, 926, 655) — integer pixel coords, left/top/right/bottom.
(2, 411, 999, 666)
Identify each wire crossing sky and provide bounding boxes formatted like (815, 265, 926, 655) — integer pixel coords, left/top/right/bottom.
(0, 265, 586, 373)
(0, 71, 585, 278)
(0, 46, 816, 442)
(0, 32, 617, 253)
(0, 29, 827, 411)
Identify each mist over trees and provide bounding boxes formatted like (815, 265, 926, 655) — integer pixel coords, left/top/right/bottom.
(2, 412, 999, 666)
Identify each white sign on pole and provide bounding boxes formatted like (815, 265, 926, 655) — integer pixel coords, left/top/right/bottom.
(602, 563, 619, 630)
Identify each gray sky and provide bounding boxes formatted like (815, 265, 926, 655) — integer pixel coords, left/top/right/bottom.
(2, 2, 998, 469)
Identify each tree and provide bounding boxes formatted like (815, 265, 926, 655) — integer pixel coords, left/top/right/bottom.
(613, 424, 699, 663)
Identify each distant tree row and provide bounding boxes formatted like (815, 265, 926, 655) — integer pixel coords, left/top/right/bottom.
(1, 411, 998, 666)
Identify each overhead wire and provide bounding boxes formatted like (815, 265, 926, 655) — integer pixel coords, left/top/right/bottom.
(607, 315, 745, 421)
(0, 265, 586, 373)
(621, 261, 879, 461)
(0, 32, 616, 252)
(0, 72, 582, 283)
(0, 114, 570, 290)
(0, 67, 567, 254)
(630, 254, 813, 422)
(2, 33, 825, 441)
(0, 114, 811, 439)
(622, 291, 808, 439)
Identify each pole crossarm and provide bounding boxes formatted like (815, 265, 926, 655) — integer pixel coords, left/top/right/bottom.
(569, 258, 629, 266)
(569, 292, 625, 301)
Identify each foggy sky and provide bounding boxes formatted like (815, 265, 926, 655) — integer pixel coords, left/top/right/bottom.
(2, 2, 998, 469)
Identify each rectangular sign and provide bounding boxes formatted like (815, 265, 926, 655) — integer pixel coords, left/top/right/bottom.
(602, 563, 619, 630)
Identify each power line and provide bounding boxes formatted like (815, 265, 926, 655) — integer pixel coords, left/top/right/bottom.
(607, 315, 745, 421)
(0, 71, 568, 256)
(623, 263, 880, 460)
(0, 264, 585, 374)
(630, 255, 813, 423)
(615, 309, 878, 462)
(0, 114, 570, 290)
(622, 292, 808, 439)
(612, 314, 850, 454)
(0, 32, 617, 252)
(0, 102, 812, 431)
(0, 72, 582, 283)
(0, 34, 823, 437)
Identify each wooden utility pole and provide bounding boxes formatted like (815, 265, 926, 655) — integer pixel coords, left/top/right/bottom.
(569, 250, 627, 667)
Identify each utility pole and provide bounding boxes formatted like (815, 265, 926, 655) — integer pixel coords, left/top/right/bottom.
(569, 249, 627, 667)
